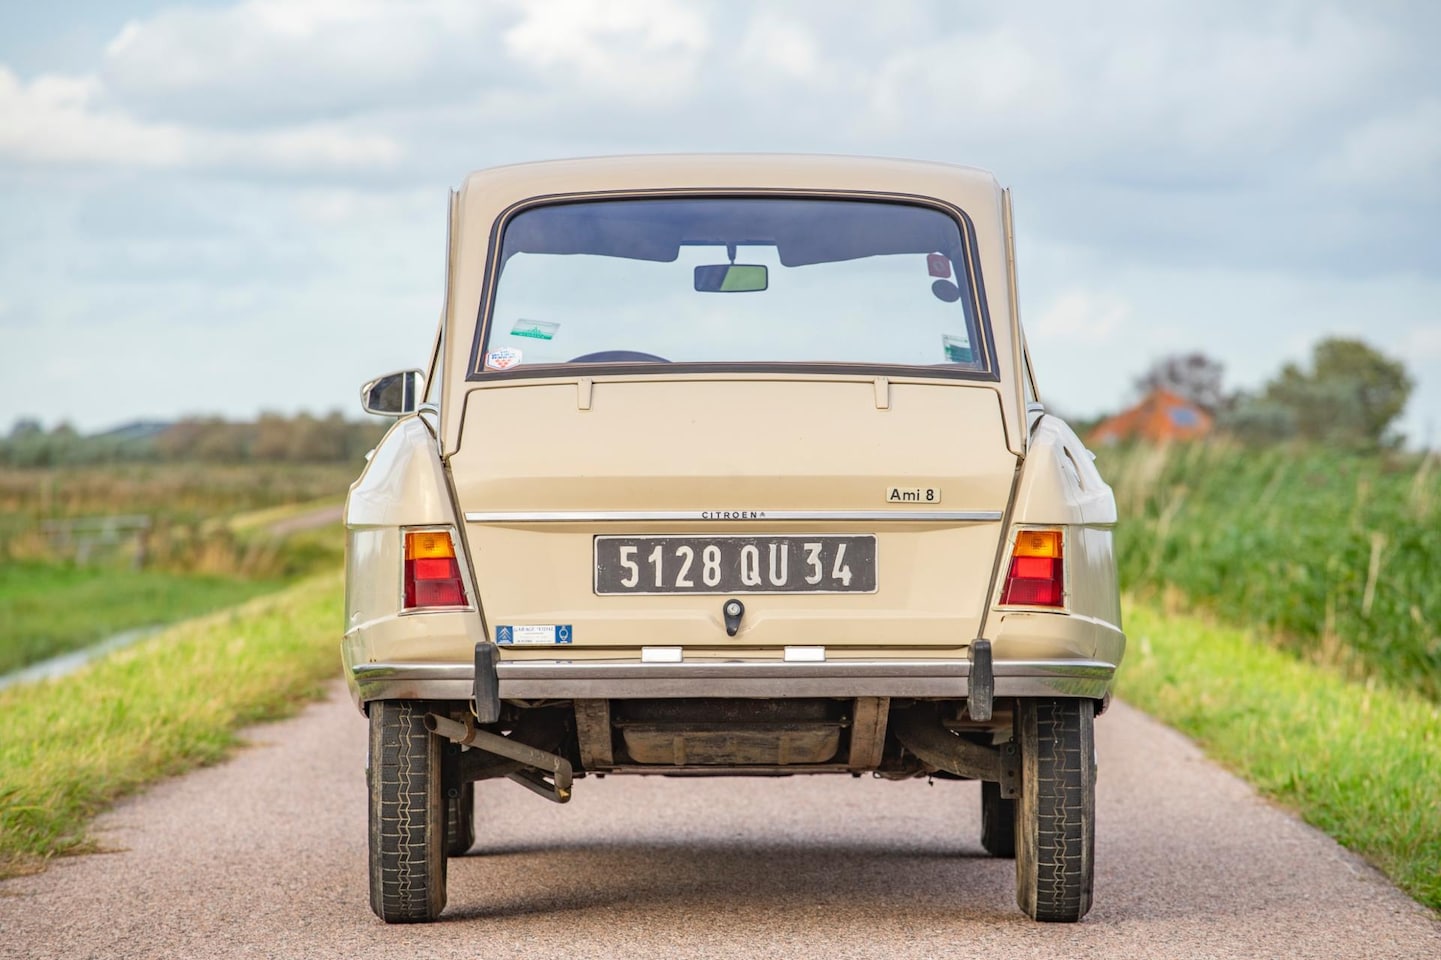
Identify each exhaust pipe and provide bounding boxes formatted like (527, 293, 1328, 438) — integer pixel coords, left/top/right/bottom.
(424, 713, 573, 803)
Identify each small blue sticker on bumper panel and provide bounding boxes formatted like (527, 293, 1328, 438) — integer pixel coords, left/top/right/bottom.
(496, 625, 572, 645)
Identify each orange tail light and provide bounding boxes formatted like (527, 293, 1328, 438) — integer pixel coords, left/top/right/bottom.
(1000, 529, 1064, 607)
(403, 529, 468, 609)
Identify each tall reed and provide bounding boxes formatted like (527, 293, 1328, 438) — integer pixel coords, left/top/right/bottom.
(1103, 441, 1441, 700)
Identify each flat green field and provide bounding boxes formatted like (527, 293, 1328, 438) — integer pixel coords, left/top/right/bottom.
(0, 573, 344, 877)
(0, 563, 286, 675)
(0, 460, 350, 675)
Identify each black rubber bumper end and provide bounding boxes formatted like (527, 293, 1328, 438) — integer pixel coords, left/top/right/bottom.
(969, 638, 994, 722)
(474, 642, 501, 724)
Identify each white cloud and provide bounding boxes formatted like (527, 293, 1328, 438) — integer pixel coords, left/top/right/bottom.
(865, 26, 1067, 133)
(853, 5, 1395, 180)
(101, 0, 509, 125)
(737, 12, 823, 83)
(0, 66, 186, 167)
(1403, 325, 1441, 361)
(96, 0, 714, 124)
(0, 65, 401, 173)
(1317, 98, 1441, 200)
(2, 0, 1439, 441)
(1032, 291, 1130, 343)
(503, 0, 710, 104)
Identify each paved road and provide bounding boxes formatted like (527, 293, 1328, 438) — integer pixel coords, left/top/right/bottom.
(2, 688, 1435, 960)
(264, 503, 344, 538)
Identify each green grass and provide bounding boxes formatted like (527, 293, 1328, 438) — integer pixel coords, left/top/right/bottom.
(0, 563, 287, 674)
(0, 462, 356, 530)
(0, 572, 344, 878)
(1104, 442, 1441, 700)
(1119, 597, 1441, 913)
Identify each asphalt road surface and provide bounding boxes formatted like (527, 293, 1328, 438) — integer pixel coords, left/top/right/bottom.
(2, 688, 1436, 960)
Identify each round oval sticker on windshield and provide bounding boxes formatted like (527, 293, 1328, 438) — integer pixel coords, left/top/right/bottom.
(694, 263, 768, 293)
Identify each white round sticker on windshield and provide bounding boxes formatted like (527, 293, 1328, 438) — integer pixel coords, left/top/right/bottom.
(485, 347, 523, 370)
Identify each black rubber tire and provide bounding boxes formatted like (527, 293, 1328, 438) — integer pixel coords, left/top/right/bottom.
(368, 700, 447, 923)
(980, 780, 1017, 858)
(445, 782, 476, 857)
(1015, 698, 1095, 922)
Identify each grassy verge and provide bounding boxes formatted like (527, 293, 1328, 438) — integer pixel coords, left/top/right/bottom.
(1119, 596, 1441, 913)
(0, 563, 286, 674)
(1105, 442, 1441, 700)
(0, 572, 344, 878)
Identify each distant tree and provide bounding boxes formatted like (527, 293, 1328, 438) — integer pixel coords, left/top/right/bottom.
(1259, 337, 1413, 449)
(7, 418, 43, 440)
(1219, 394, 1297, 444)
(252, 413, 294, 461)
(285, 412, 347, 462)
(153, 419, 206, 460)
(3, 413, 381, 467)
(192, 418, 249, 462)
(1133, 352, 1228, 413)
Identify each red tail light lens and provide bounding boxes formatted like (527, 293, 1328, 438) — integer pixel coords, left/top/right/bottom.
(1000, 529, 1064, 607)
(403, 530, 468, 609)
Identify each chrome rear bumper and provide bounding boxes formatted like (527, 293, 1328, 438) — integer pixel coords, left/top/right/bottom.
(349, 657, 1115, 706)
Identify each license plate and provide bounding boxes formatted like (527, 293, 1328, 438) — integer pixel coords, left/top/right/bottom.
(594, 535, 877, 595)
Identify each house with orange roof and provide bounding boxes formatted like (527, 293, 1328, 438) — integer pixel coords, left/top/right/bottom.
(1086, 388, 1213, 445)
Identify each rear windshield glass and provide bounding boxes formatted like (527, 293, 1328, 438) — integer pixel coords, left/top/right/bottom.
(472, 197, 991, 376)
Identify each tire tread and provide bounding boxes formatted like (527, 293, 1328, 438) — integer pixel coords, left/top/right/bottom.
(1015, 698, 1095, 922)
(368, 700, 447, 923)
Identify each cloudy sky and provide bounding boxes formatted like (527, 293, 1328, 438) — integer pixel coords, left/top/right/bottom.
(3, 0, 1439, 442)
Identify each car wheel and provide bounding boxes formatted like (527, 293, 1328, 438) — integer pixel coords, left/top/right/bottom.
(1015, 698, 1095, 922)
(980, 780, 1016, 858)
(368, 700, 447, 923)
(445, 782, 476, 857)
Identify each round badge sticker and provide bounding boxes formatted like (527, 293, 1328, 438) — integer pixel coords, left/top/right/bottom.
(484, 347, 523, 371)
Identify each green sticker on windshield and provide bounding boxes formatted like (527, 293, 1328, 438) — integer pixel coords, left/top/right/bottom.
(943, 334, 973, 363)
(511, 319, 559, 341)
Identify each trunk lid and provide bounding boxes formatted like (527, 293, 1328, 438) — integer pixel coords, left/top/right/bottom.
(448, 377, 1016, 651)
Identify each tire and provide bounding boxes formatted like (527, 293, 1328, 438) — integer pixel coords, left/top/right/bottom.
(445, 782, 476, 857)
(1015, 698, 1095, 922)
(368, 700, 447, 923)
(980, 780, 1017, 858)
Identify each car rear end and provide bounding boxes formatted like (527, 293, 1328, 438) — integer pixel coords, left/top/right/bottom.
(344, 155, 1124, 923)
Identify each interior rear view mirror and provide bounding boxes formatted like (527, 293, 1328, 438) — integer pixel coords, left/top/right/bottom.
(694, 263, 768, 293)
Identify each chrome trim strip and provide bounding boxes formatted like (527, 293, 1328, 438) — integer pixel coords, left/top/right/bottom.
(463, 510, 1003, 523)
(350, 658, 1115, 702)
(352, 662, 475, 705)
(354, 663, 474, 681)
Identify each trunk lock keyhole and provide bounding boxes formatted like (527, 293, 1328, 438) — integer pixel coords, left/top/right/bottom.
(723, 599, 745, 637)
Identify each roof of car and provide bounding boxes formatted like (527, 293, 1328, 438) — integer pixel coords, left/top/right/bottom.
(457, 154, 1004, 206)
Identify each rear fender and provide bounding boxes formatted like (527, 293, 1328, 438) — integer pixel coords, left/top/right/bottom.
(343, 416, 486, 709)
(1011, 416, 1116, 527)
(1000, 415, 1122, 639)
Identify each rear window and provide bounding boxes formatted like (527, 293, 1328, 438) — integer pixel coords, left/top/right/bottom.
(470, 196, 993, 377)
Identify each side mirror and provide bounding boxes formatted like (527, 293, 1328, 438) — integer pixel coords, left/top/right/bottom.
(360, 369, 424, 417)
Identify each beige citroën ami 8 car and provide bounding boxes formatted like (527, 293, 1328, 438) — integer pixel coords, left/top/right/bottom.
(343, 155, 1125, 924)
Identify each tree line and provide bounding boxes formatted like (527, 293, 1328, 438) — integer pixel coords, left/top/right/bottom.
(1, 412, 388, 468)
(1127, 336, 1415, 450)
(4, 335, 1419, 466)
